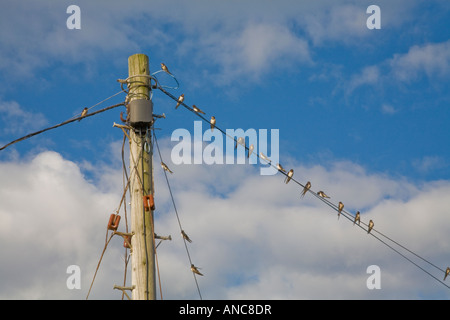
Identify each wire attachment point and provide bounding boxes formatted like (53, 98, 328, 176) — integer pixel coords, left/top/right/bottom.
(114, 231, 134, 250)
(155, 234, 172, 241)
(113, 285, 135, 300)
(143, 194, 155, 211)
(107, 214, 121, 231)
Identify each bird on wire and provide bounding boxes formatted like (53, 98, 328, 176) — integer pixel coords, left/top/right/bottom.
(161, 63, 172, 75)
(317, 191, 330, 199)
(248, 144, 254, 158)
(301, 181, 311, 198)
(368, 220, 374, 234)
(192, 105, 206, 115)
(79, 107, 88, 121)
(338, 202, 344, 219)
(175, 94, 184, 109)
(210, 116, 216, 132)
(191, 264, 203, 276)
(161, 162, 173, 174)
(181, 230, 192, 243)
(354, 211, 361, 225)
(276, 163, 286, 173)
(285, 169, 294, 184)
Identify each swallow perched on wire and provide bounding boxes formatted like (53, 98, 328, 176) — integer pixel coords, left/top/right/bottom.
(354, 211, 361, 225)
(191, 264, 203, 276)
(444, 267, 450, 281)
(210, 116, 216, 132)
(192, 105, 206, 115)
(175, 94, 184, 109)
(161, 63, 172, 75)
(248, 144, 254, 158)
(259, 152, 271, 164)
(317, 191, 330, 199)
(368, 220, 374, 234)
(276, 163, 286, 173)
(161, 161, 173, 174)
(301, 181, 311, 198)
(285, 169, 294, 184)
(79, 107, 88, 121)
(181, 230, 192, 243)
(338, 202, 344, 219)
(235, 137, 245, 149)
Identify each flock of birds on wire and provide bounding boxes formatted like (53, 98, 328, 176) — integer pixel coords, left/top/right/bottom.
(153, 62, 450, 285)
(1, 61, 449, 298)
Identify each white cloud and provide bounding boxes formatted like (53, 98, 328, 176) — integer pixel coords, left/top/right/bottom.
(412, 156, 448, 175)
(0, 151, 123, 299)
(0, 0, 425, 89)
(0, 1, 315, 86)
(1, 147, 449, 299)
(347, 40, 450, 94)
(389, 40, 450, 82)
(301, 4, 370, 46)
(0, 2, 140, 79)
(346, 65, 380, 94)
(0, 100, 48, 135)
(236, 23, 311, 74)
(193, 22, 311, 85)
(381, 103, 398, 115)
(154, 158, 450, 299)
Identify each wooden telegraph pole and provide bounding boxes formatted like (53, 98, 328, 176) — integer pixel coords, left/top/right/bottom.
(127, 53, 156, 300)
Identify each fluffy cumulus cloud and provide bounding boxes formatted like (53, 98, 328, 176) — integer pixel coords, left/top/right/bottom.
(412, 156, 449, 175)
(346, 39, 450, 94)
(0, 100, 48, 135)
(155, 157, 450, 300)
(191, 22, 311, 85)
(346, 65, 381, 94)
(0, 0, 417, 84)
(0, 151, 123, 299)
(389, 40, 450, 82)
(1, 144, 449, 299)
(301, 3, 371, 46)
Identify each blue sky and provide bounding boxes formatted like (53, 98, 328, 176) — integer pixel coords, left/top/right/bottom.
(0, 0, 450, 299)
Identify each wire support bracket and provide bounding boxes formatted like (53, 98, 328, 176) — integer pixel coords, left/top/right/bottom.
(113, 284, 135, 300)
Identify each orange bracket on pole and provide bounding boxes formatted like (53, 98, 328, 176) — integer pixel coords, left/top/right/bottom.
(143, 194, 155, 211)
(107, 214, 121, 231)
